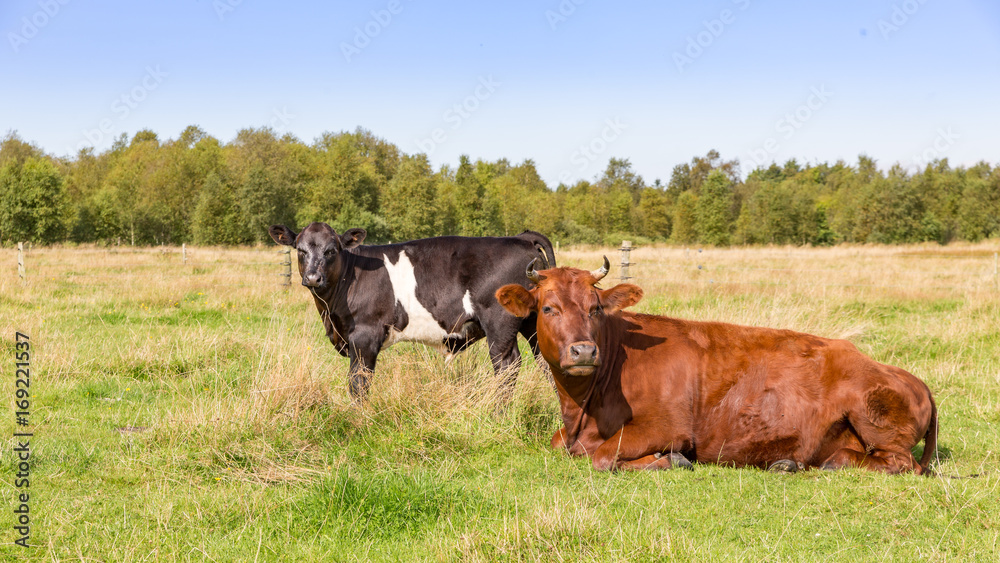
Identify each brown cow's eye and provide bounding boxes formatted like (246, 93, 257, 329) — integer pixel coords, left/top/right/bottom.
(589, 306, 603, 318)
(542, 306, 556, 316)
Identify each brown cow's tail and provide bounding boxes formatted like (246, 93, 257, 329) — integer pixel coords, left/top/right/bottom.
(920, 396, 984, 480)
(919, 396, 938, 475)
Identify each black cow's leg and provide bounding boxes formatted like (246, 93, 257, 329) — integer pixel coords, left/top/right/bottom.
(486, 323, 521, 404)
(347, 352, 375, 400)
(518, 313, 555, 389)
(346, 335, 380, 401)
(517, 313, 541, 357)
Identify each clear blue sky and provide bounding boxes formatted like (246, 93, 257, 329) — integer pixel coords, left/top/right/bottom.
(2, 0, 999, 185)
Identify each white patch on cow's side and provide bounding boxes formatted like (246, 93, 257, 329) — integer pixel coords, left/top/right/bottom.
(382, 251, 448, 351)
(462, 290, 474, 316)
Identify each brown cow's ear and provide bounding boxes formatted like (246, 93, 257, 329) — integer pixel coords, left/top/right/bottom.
(600, 284, 643, 313)
(339, 228, 367, 249)
(269, 225, 298, 246)
(495, 284, 536, 318)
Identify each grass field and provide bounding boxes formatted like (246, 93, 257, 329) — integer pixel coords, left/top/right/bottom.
(2, 242, 999, 561)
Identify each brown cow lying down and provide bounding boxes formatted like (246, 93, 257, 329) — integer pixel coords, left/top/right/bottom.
(495, 258, 938, 474)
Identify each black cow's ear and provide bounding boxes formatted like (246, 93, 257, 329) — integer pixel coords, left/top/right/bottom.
(339, 228, 367, 249)
(269, 225, 298, 246)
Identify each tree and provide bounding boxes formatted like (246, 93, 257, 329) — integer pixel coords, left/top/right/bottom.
(0, 157, 69, 244)
(500, 159, 559, 236)
(598, 158, 645, 196)
(236, 164, 280, 244)
(608, 189, 634, 233)
(0, 131, 43, 166)
(637, 188, 671, 240)
(452, 155, 501, 236)
(298, 132, 380, 236)
(326, 127, 401, 185)
(695, 170, 733, 245)
(671, 191, 698, 244)
(855, 168, 932, 243)
(913, 160, 961, 242)
(191, 172, 244, 244)
(957, 173, 999, 241)
(486, 174, 527, 236)
(7, 126, 1000, 248)
(63, 147, 110, 242)
(131, 129, 159, 146)
(685, 150, 740, 194)
(91, 139, 152, 244)
(383, 154, 439, 240)
(228, 127, 302, 238)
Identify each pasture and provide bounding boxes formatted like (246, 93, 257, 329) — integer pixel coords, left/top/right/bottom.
(2, 242, 999, 561)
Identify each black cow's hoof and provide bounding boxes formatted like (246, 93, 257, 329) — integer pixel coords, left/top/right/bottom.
(768, 459, 803, 474)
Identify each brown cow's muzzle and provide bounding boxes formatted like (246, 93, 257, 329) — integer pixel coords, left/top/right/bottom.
(562, 341, 600, 376)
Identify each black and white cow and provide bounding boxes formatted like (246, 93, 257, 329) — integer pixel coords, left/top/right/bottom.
(269, 222, 556, 400)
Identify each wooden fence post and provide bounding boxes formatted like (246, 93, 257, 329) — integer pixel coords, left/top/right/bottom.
(994, 252, 998, 291)
(182, 243, 187, 264)
(619, 240, 631, 282)
(17, 242, 26, 284)
(279, 247, 291, 287)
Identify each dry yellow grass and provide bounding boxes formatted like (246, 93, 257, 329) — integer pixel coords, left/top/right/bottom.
(3, 241, 998, 428)
(1, 241, 999, 560)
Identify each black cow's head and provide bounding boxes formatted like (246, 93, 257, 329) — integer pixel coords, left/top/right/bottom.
(268, 222, 366, 289)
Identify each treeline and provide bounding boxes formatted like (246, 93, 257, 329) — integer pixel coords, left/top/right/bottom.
(1, 127, 998, 247)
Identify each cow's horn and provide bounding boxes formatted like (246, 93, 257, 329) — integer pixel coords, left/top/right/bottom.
(591, 256, 610, 282)
(526, 257, 542, 283)
(536, 251, 549, 269)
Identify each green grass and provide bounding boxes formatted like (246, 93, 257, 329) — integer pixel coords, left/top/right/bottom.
(1, 244, 999, 561)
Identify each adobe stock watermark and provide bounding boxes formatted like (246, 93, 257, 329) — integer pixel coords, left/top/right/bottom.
(672, 0, 751, 73)
(65, 65, 168, 154)
(545, 0, 586, 31)
(268, 106, 295, 133)
(905, 127, 958, 172)
(877, 0, 930, 40)
(213, 0, 245, 22)
(340, 0, 412, 63)
(745, 85, 833, 169)
(414, 75, 500, 156)
(7, 0, 71, 53)
(557, 118, 627, 184)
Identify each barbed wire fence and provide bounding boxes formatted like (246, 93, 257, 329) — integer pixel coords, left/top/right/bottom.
(12, 243, 293, 289)
(614, 240, 1000, 293)
(9, 241, 1000, 294)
